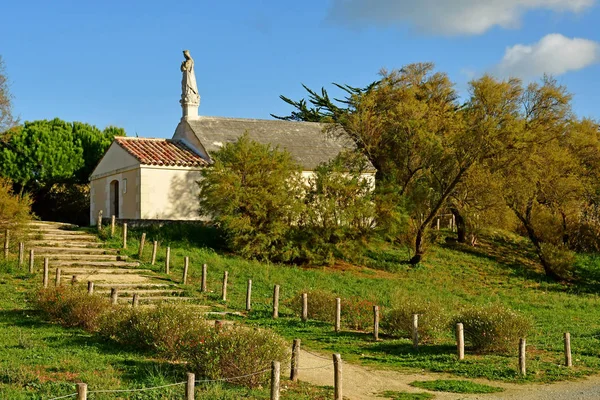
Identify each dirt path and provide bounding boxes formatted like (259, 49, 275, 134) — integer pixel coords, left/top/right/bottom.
(297, 349, 600, 399)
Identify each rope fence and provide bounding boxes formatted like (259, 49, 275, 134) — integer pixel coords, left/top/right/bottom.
(47, 347, 341, 400)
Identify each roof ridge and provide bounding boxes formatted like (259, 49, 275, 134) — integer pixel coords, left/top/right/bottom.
(195, 115, 324, 125)
(116, 137, 168, 141)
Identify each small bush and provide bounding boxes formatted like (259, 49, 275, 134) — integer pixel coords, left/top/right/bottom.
(184, 325, 289, 388)
(540, 243, 575, 280)
(34, 286, 112, 332)
(382, 299, 449, 342)
(341, 298, 378, 331)
(289, 290, 336, 322)
(288, 290, 377, 330)
(452, 304, 532, 353)
(99, 303, 210, 357)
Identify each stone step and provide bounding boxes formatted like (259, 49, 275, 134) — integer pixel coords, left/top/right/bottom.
(31, 229, 94, 236)
(96, 289, 185, 295)
(36, 254, 128, 261)
(115, 296, 198, 303)
(94, 283, 173, 289)
(32, 234, 98, 241)
(32, 247, 119, 255)
(27, 241, 104, 248)
(28, 221, 78, 229)
(59, 267, 149, 275)
(52, 260, 140, 268)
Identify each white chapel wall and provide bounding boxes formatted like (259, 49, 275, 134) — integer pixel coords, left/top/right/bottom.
(90, 167, 140, 225)
(139, 166, 204, 220)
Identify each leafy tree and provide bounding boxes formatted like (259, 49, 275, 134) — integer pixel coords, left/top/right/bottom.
(0, 118, 124, 223)
(297, 151, 378, 264)
(0, 177, 31, 241)
(198, 133, 304, 262)
(0, 56, 17, 134)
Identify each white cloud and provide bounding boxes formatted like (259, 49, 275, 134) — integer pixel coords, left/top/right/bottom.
(326, 0, 595, 35)
(495, 34, 600, 79)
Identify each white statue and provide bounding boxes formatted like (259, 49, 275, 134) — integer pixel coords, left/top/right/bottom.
(181, 50, 200, 105)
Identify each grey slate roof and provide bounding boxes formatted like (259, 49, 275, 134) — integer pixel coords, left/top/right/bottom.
(186, 116, 375, 171)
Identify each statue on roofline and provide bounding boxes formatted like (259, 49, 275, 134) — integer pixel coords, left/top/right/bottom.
(181, 50, 200, 105)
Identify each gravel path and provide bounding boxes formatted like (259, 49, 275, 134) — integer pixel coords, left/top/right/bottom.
(297, 349, 600, 400)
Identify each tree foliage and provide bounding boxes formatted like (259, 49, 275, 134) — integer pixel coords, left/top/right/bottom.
(198, 135, 382, 265)
(0, 56, 17, 134)
(198, 133, 304, 262)
(0, 118, 124, 224)
(276, 66, 600, 279)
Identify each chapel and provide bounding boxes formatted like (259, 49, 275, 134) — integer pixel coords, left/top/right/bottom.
(89, 51, 374, 224)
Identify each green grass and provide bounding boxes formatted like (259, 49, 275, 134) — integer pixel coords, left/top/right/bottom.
(378, 390, 435, 399)
(96, 224, 600, 383)
(409, 379, 504, 394)
(0, 256, 334, 399)
(377, 390, 435, 400)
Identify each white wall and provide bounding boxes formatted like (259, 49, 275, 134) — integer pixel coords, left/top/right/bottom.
(90, 142, 139, 179)
(140, 166, 204, 220)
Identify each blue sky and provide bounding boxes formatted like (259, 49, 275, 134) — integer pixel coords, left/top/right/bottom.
(2, 0, 599, 138)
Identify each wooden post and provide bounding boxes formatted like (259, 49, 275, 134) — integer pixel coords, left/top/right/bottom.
(436, 218, 440, 230)
(55, 268, 61, 286)
(132, 293, 139, 307)
(456, 323, 465, 360)
(222, 271, 228, 301)
(18, 242, 24, 266)
(3, 229, 8, 260)
(87, 281, 94, 295)
(270, 361, 280, 400)
(151, 240, 158, 265)
(76, 382, 88, 400)
(71, 275, 78, 285)
(97, 210, 103, 231)
(373, 305, 380, 341)
(335, 298, 341, 333)
(201, 263, 207, 292)
(185, 372, 195, 400)
(272, 284, 280, 319)
(452, 214, 456, 231)
(110, 215, 116, 236)
(301, 293, 308, 322)
(215, 320, 223, 333)
(412, 314, 419, 348)
(182, 257, 189, 284)
(333, 353, 342, 400)
(43, 258, 49, 288)
(28, 250, 34, 273)
(122, 223, 128, 249)
(519, 338, 526, 376)
(246, 279, 252, 311)
(165, 246, 171, 274)
(110, 288, 118, 305)
(138, 233, 146, 259)
(290, 339, 300, 382)
(564, 332, 572, 367)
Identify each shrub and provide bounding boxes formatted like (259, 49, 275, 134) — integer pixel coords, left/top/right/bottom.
(381, 299, 449, 343)
(0, 177, 31, 244)
(34, 286, 112, 332)
(452, 304, 532, 353)
(289, 290, 377, 330)
(198, 134, 304, 263)
(341, 298, 378, 331)
(184, 324, 289, 388)
(540, 243, 576, 281)
(99, 303, 210, 357)
(289, 290, 336, 322)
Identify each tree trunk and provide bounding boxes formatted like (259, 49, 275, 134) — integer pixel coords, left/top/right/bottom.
(516, 209, 561, 281)
(409, 229, 425, 264)
(450, 207, 467, 243)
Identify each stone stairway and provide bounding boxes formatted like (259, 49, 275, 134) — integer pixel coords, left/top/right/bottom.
(28, 221, 199, 305)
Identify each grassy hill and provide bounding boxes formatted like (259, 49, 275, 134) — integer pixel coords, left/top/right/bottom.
(2, 224, 600, 397)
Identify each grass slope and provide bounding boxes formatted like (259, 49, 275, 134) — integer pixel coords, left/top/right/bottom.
(100, 225, 600, 383)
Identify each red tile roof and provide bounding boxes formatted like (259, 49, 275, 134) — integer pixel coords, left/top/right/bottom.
(115, 137, 207, 167)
